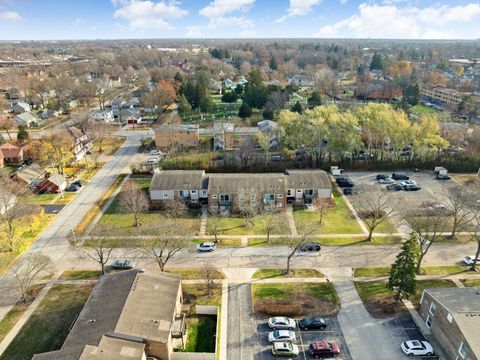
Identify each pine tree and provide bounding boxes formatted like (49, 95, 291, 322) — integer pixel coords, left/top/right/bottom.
(370, 53, 384, 71)
(17, 125, 29, 142)
(238, 102, 252, 120)
(177, 94, 191, 114)
(291, 101, 303, 114)
(387, 232, 420, 302)
(307, 91, 322, 108)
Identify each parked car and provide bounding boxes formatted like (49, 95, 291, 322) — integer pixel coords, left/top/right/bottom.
(343, 187, 358, 195)
(299, 242, 321, 252)
(146, 157, 160, 165)
(268, 317, 297, 330)
(336, 177, 354, 187)
(392, 173, 409, 180)
(150, 149, 163, 155)
(271, 155, 283, 162)
(196, 242, 216, 252)
(111, 259, 134, 270)
(378, 177, 394, 184)
(71, 179, 84, 188)
(271, 342, 299, 357)
(387, 184, 403, 191)
(308, 341, 341, 358)
(268, 330, 296, 343)
(400, 340, 434, 356)
(464, 255, 478, 265)
(376, 174, 388, 180)
(298, 317, 327, 330)
(437, 174, 451, 180)
(400, 180, 417, 186)
(403, 184, 421, 191)
(65, 184, 80, 192)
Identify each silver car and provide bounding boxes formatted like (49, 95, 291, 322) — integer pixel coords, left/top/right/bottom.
(268, 317, 297, 330)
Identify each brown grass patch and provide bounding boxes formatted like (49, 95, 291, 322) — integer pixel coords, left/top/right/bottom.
(363, 294, 408, 318)
(254, 294, 339, 317)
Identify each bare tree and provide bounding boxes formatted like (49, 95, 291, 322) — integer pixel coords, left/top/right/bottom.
(164, 197, 187, 221)
(238, 139, 255, 169)
(119, 180, 149, 227)
(240, 207, 255, 228)
(137, 221, 189, 271)
(281, 222, 315, 274)
(201, 262, 217, 296)
(12, 253, 53, 303)
(207, 215, 222, 243)
(444, 186, 477, 239)
(83, 231, 114, 275)
(260, 212, 282, 244)
(87, 120, 114, 153)
(351, 187, 396, 241)
(314, 198, 331, 226)
(0, 116, 14, 141)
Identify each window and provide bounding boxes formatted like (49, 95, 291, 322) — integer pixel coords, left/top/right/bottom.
(429, 302, 437, 316)
(426, 316, 432, 328)
(265, 194, 274, 201)
(305, 189, 314, 196)
(163, 191, 169, 198)
(287, 189, 293, 196)
(220, 194, 230, 202)
(238, 193, 244, 200)
(191, 190, 197, 194)
(457, 342, 469, 359)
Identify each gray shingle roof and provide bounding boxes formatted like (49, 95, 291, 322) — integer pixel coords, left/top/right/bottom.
(150, 170, 206, 191)
(208, 173, 286, 194)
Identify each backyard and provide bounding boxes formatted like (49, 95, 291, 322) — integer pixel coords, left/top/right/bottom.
(207, 213, 287, 236)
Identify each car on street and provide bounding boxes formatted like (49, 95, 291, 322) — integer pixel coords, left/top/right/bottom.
(437, 174, 451, 180)
(336, 177, 354, 187)
(111, 259, 135, 270)
(268, 317, 297, 330)
(298, 316, 327, 330)
(65, 184, 80, 192)
(196, 242, 216, 252)
(400, 180, 417, 186)
(403, 184, 421, 191)
(268, 330, 296, 343)
(400, 340, 434, 356)
(387, 183, 403, 191)
(343, 187, 358, 195)
(376, 174, 388, 180)
(71, 179, 84, 188)
(271, 342, 299, 357)
(299, 242, 321, 252)
(146, 157, 160, 165)
(378, 177, 395, 184)
(464, 255, 478, 265)
(308, 341, 341, 358)
(392, 173, 409, 180)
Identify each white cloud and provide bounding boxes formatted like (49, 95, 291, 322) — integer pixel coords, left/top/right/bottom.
(0, 11, 23, 22)
(315, 3, 480, 39)
(199, 0, 255, 29)
(185, 26, 202, 37)
(276, 0, 322, 22)
(113, 0, 188, 30)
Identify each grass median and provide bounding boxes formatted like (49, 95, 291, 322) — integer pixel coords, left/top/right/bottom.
(252, 268, 324, 279)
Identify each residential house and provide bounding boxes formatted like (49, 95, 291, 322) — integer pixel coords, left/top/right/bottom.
(288, 74, 313, 88)
(155, 124, 200, 149)
(89, 109, 114, 122)
(11, 163, 45, 189)
(149, 169, 332, 214)
(149, 170, 208, 207)
(122, 109, 142, 125)
(37, 173, 67, 194)
(32, 270, 185, 360)
(355, 81, 403, 100)
(14, 111, 40, 127)
(68, 127, 92, 161)
(258, 120, 279, 148)
(108, 76, 122, 88)
(12, 102, 31, 114)
(213, 122, 235, 150)
(419, 287, 480, 360)
(0, 143, 24, 165)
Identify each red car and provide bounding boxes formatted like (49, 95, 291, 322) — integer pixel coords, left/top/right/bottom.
(308, 341, 341, 358)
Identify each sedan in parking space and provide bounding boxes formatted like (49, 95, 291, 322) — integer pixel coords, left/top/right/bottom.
(403, 184, 421, 191)
(343, 187, 358, 195)
(150, 149, 163, 156)
(437, 173, 451, 180)
(401, 340, 434, 356)
(392, 172, 409, 180)
(268, 330, 296, 343)
(378, 177, 395, 184)
(464, 255, 478, 265)
(298, 316, 327, 330)
(308, 341, 341, 358)
(196, 242, 216, 252)
(376, 174, 388, 180)
(299, 242, 321, 252)
(387, 184, 403, 191)
(111, 259, 135, 270)
(145, 157, 161, 165)
(336, 177, 354, 187)
(268, 317, 297, 330)
(271, 342, 299, 357)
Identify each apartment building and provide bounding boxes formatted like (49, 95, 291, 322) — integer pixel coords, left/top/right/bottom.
(421, 87, 467, 106)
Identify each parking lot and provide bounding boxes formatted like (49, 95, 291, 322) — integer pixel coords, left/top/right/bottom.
(254, 316, 352, 360)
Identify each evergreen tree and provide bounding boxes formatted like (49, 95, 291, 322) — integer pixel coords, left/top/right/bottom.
(177, 94, 191, 114)
(291, 101, 303, 114)
(370, 53, 384, 71)
(307, 91, 322, 108)
(238, 102, 252, 120)
(221, 91, 238, 103)
(387, 232, 420, 302)
(199, 94, 212, 113)
(174, 71, 183, 84)
(262, 108, 274, 120)
(404, 84, 420, 105)
(17, 125, 29, 141)
(269, 56, 278, 70)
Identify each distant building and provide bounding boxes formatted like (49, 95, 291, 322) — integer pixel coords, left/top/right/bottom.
(107, 76, 121, 88)
(32, 270, 185, 360)
(355, 81, 403, 100)
(89, 109, 114, 122)
(14, 111, 41, 127)
(12, 102, 31, 114)
(0, 143, 24, 165)
(288, 74, 313, 88)
(67, 127, 92, 161)
(419, 287, 480, 360)
(421, 87, 467, 106)
(154, 124, 200, 149)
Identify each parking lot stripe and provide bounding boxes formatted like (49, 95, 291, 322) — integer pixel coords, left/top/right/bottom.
(296, 321, 308, 360)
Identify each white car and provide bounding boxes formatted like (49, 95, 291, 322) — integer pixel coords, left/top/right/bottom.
(268, 330, 296, 343)
(401, 340, 434, 356)
(196, 242, 216, 252)
(268, 317, 297, 330)
(378, 177, 395, 184)
(146, 157, 160, 165)
(150, 150, 163, 155)
(400, 180, 417, 187)
(464, 255, 478, 265)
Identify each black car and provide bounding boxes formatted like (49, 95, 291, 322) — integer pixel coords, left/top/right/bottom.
(336, 177, 354, 187)
(65, 184, 80, 192)
(392, 173, 409, 180)
(298, 317, 327, 330)
(404, 184, 421, 191)
(299, 242, 321, 252)
(71, 179, 84, 188)
(376, 174, 388, 180)
(343, 187, 358, 195)
(386, 184, 402, 191)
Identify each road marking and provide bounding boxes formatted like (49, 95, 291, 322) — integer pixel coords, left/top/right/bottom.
(296, 321, 308, 360)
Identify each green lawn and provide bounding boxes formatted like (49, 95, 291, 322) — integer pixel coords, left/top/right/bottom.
(354, 265, 470, 277)
(182, 315, 217, 353)
(182, 284, 222, 307)
(248, 236, 401, 246)
(0, 302, 30, 344)
(410, 104, 439, 115)
(167, 269, 225, 280)
(60, 270, 101, 280)
(460, 279, 480, 287)
(293, 190, 363, 234)
(192, 238, 243, 247)
(252, 268, 323, 279)
(373, 219, 398, 234)
(0, 284, 93, 360)
(207, 214, 286, 236)
(251, 282, 338, 304)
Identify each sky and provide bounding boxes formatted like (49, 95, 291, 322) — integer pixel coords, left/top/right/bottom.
(0, 0, 479, 40)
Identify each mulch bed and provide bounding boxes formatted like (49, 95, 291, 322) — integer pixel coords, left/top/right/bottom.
(364, 294, 408, 318)
(254, 294, 340, 317)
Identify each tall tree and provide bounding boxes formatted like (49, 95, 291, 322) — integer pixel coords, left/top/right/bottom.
(370, 53, 384, 70)
(119, 180, 149, 227)
(387, 232, 419, 302)
(238, 101, 252, 120)
(12, 253, 53, 303)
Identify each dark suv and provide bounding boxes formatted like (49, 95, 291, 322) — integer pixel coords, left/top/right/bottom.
(308, 341, 341, 358)
(336, 177, 354, 187)
(392, 172, 409, 180)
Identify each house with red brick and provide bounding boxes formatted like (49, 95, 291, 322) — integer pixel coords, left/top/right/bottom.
(0, 143, 24, 166)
